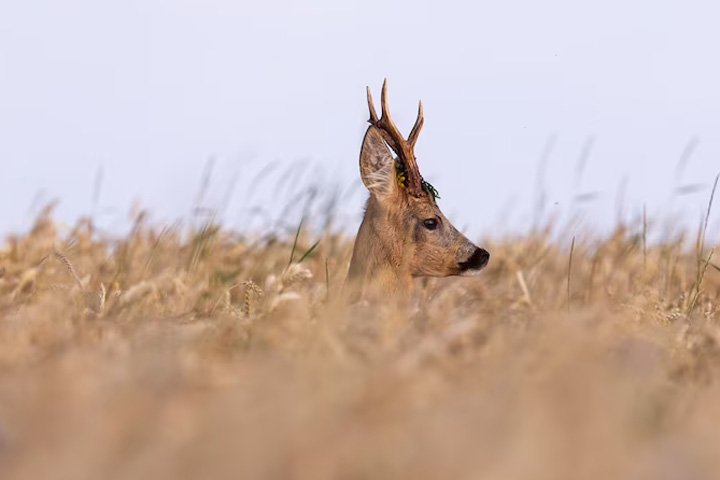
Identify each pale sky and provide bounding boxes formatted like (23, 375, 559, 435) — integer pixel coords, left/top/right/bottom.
(1, 0, 719, 240)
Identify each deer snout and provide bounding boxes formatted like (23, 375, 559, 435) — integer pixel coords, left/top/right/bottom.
(458, 247, 490, 273)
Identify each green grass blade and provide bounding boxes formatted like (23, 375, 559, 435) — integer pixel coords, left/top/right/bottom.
(297, 239, 320, 264)
(288, 217, 304, 267)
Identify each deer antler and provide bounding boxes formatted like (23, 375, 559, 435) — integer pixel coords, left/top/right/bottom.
(366, 79, 425, 197)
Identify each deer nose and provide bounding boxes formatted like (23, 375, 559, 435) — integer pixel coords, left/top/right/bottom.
(460, 247, 490, 271)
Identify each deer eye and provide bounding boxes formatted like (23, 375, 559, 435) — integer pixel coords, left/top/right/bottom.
(422, 218, 439, 230)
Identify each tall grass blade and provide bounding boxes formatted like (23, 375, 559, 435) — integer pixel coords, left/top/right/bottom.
(567, 236, 576, 315)
(288, 217, 305, 267)
(297, 239, 320, 264)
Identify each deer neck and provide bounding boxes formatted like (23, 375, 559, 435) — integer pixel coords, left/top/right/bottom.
(346, 197, 413, 300)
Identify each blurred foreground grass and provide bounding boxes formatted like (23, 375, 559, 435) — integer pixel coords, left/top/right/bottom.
(1, 206, 720, 480)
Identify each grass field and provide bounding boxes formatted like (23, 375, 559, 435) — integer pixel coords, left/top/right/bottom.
(1, 201, 720, 480)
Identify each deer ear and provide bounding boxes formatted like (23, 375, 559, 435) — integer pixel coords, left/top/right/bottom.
(359, 127, 397, 198)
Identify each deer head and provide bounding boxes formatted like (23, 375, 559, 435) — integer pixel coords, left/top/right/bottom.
(346, 79, 489, 299)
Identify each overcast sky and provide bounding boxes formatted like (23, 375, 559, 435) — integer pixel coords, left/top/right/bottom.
(1, 0, 719, 240)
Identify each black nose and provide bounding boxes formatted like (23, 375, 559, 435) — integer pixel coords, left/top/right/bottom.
(459, 248, 490, 271)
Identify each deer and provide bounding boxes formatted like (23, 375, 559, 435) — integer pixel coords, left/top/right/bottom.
(345, 79, 489, 301)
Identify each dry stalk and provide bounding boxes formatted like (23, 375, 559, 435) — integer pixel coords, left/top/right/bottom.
(242, 280, 264, 316)
(515, 270, 533, 307)
(567, 236, 576, 315)
(53, 250, 87, 295)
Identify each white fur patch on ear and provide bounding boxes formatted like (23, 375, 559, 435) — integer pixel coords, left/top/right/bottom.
(363, 155, 395, 197)
(359, 127, 396, 198)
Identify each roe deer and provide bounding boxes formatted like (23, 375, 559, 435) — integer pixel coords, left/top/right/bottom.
(346, 79, 489, 300)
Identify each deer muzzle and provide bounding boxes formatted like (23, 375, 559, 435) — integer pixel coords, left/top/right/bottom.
(458, 247, 490, 275)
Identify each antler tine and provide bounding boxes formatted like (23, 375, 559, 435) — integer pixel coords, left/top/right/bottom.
(407, 100, 424, 148)
(380, 79, 391, 125)
(366, 78, 426, 197)
(379, 79, 402, 143)
(368, 82, 398, 150)
(366, 86, 379, 124)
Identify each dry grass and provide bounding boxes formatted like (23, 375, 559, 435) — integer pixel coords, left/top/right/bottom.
(1, 205, 720, 480)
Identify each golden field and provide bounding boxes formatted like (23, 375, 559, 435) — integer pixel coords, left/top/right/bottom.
(1, 204, 720, 480)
